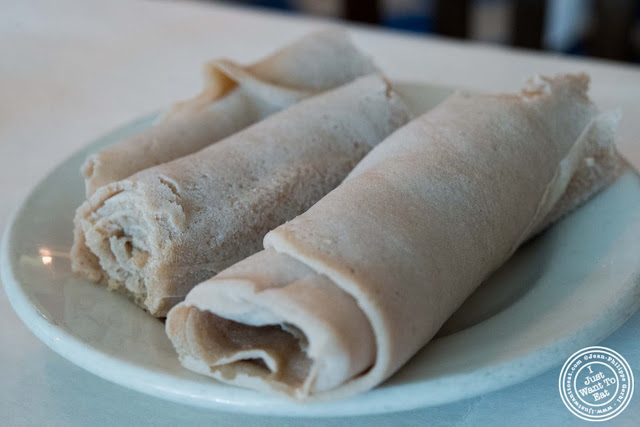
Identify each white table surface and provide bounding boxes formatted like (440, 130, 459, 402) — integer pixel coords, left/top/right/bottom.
(1, 1, 639, 425)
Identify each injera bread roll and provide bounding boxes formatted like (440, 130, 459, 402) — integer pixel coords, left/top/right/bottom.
(82, 29, 378, 196)
(71, 75, 411, 316)
(165, 74, 625, 400)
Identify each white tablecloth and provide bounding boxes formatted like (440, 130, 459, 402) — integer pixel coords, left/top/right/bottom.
(1, 1, 638, 425)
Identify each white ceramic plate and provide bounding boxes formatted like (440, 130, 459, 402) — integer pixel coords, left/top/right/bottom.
(3, 82, 640, 417)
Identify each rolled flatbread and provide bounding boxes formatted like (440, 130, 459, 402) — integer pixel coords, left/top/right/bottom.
(165, 74, 625, 400)
(82, 30, 378, 196)
(71, 75, 411, 316)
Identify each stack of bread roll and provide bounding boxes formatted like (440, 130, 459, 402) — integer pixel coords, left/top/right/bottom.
(71, 30, 625, 401)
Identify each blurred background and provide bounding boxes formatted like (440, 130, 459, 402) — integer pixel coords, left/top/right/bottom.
(214, 0, 640, 63)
